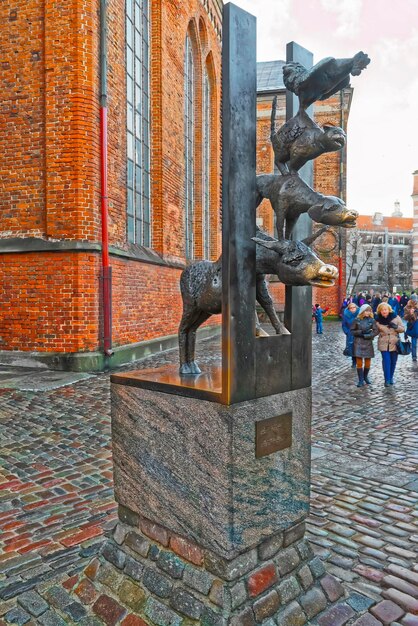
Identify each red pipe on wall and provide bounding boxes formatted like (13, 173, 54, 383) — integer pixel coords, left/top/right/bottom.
(338, 251, 343, 293)
(100, 0, 113, 358)
(338, 89, 344, 309)
(100, 105, 113, 357)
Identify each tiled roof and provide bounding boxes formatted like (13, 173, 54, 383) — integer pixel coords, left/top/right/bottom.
(257, 60, 285, 93)
(356, 215, 413, 232)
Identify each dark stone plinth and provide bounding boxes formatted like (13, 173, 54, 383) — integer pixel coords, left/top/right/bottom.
(111, 380, 311, 559)
(68, 519, 347, 625)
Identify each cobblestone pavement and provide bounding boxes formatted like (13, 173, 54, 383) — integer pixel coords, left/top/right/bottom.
(0, 322, 417, 624)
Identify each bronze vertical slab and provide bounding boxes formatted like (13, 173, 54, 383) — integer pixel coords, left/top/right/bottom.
(221, 3, 257, 404)
(284, 41, 313, 390)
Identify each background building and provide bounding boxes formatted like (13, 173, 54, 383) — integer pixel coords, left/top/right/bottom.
(256, 60, 352, 315)
(346, 205, 413, 295)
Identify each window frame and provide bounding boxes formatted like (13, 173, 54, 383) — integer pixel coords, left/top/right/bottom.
(184, 33, 195, 260)
(202, 66, 211, 259)
(126, 0, 151, 247)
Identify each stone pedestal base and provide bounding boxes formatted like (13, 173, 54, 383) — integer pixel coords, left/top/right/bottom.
(101, 374, 347, 624)
(111, 383, 312, 559)
(72, 509, 345, 625)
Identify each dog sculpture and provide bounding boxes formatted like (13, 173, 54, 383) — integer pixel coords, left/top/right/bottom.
(256, 173, 358, 239)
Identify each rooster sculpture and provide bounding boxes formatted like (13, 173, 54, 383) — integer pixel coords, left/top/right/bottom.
(283, 51, 370, 109)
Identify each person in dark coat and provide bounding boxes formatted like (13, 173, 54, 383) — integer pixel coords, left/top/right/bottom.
(342, 302, 359, 367)
(403, 297, 418, 362)
(399, 292, 409, 317)
(371, 292, 382, 312)
(375, 303, 405, 387)
(350, 304, 379, 387)
(339, 297, 350, 318)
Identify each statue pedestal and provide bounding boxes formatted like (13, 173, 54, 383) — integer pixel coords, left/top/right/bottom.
(111, 376, 311, 559)
(75, 372, 343, 624)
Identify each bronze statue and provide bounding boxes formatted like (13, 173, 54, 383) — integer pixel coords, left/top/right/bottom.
(283, 52, 370, 109)
(270, 97, 346, 175)
(177, 47, 370, 375)
(178, 228, 337, 375)
(256, 173, 358, 239)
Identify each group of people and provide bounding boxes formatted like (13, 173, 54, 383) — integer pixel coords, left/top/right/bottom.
(341, 290, 412, 317)
(341, 293, 418, 388)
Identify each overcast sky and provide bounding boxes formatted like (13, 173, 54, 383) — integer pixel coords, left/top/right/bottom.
(232, 0, 418, 217)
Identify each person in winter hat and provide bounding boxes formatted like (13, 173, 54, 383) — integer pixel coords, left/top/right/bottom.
(342, 302, 359, 367)
(350, 304, 379, 387)
(375, 303, 405, 386)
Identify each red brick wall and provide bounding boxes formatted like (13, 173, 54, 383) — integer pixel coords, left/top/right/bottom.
(0, 0, 101, 354)
(110, 258, 220, 346)
(43, 0, 100, 241)
(105, 0, 222, 350)
(0, 0, 45, 237)
(0, 253, 99, 352)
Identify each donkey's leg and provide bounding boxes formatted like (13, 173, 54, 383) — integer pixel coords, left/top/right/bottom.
(178, 306, 198, 375)
(256, 276, 289, 335)
(178, 321, 189, 371)
(186, 311, 211, 374)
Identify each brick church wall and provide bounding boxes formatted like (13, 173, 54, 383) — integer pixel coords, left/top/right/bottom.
(0, 0, 222, 356)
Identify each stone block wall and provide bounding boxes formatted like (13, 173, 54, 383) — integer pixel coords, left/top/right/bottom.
(69, 509, 346, 625)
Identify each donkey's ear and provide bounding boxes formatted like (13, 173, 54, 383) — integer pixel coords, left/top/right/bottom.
(252, 237, 287, 253)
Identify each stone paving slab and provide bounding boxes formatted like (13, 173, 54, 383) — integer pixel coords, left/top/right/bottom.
(0, 367, 93, 391)
(0, 324, 417, 624)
